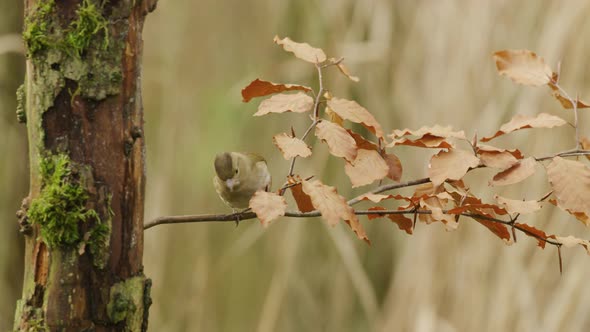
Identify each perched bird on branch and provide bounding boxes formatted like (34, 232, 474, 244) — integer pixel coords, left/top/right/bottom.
(214, 152, 271, 224)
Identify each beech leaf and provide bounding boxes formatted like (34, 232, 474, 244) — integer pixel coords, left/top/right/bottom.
(546, 157, 590, 225)
(494, 195, 542, 215)
(289, 180, 314, 213)
(555, 236, 590, 255)
(327, 98, 384, 138)
(493, 49, 553, 86)
(255, 92, 314, 116)
(249, 191, 287, 227)
(388, 125, 466, 149)
(273, 35, 327, 64)
(384, 153, 403, 182)
(367, 207, 413, 235)
(514, 222, 550, 249)
(428, 149, 480, 186)
(241, 79, 312, 103)
(477, 145, 523, 170)
(481, 113, 567, 142)
(301, 179, 354, 227)
(272, 133, 312, 159)
(550, 90, 590, 109)
(344, 149, 389, 188)
(315, 120, 358, 162)
(489, 157, 536, 186)
(580, 136, 590, 161)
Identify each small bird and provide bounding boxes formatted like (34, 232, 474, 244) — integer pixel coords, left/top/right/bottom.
(213, 152, 272, 222)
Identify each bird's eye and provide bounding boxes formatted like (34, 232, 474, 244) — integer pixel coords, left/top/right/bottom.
(235, 169, 239, 175)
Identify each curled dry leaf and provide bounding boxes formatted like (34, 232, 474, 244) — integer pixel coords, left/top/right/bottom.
(347, 130, 377, 150)
(315, 120, 358, 162)
(241, 79, 312, 103)
(301, 179, 369, 243)
(474, 217, 512, 244)
(388, 125, 466, 149)
(581, 136, 590, 161)
(383, 153, 403, 182)
(344, 149, 389, 188)
(357, 193, 396, 203)
(546, 157, 590, 226)
(273, 35, 327, 64)
(367, 207, 413, 235)
(327, 98, 384, 138)
(555, 236, 590, 255)
(272, 133, 312, 159)
(550, 91, 590, 109)
(489, 157, 536, 186)
(428, 149, 480, 186)
(391, 125, 467, 140)
(493, 49, 553, 86)
(255, 92, 314, 116)
(288, 177, 314, 213)
(325, 106, 344, 126)
(514, 222, 551, 249)
(249, 191, 287, 227)
(301, 179, 354, 226)
(336, 62, 359, 82)
(413, 183, 457, 228)
(481, 113, 567, 142)
(494, 195, 542, 215)
(476, 144, 523, 169)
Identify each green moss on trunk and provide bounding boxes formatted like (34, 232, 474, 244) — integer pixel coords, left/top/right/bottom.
(27, 153, 98, 248)
(107, 276, 151, 331)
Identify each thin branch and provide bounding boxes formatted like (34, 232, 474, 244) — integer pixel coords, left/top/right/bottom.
(144, 208, 562, 247)
(287, 64, 324, 178)
(551, 80, 580, 150)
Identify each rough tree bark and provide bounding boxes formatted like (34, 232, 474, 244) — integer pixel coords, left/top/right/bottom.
(14, 0, 157, 330)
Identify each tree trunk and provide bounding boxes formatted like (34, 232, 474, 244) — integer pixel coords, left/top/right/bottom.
(14, 0, 157, 330)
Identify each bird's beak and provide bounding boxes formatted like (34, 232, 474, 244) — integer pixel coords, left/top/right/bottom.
(226, 178, 238, 191)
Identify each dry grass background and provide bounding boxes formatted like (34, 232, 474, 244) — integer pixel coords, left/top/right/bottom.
(1, 0, 590, 331)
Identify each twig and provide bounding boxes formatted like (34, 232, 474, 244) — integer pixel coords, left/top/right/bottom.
(143, 208, 562, 247)
(551, 81, 581, 149)
(287, 64, 324, 177)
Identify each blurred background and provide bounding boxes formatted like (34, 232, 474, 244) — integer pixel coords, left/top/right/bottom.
(2, 0, 590, 331)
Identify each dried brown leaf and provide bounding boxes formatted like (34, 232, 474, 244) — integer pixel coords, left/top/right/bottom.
(493, 49, 553, 86)
(347, 130, 378, 150)
(514, 222, 550, 249)
(272, 133, 312, 159)
(241, 79, 312, 102)
(390, 125, 467, 140)
(327, 98, 384, 138)
(301, 179, 354, 226)
(546, 157, 590, 225)
(384, 153, 403, 182)
(367, 207, 413, 235)
(344, 149, 389, 188)
(388, 125, 466, 149)
(494, 195, 542, 215)
(477, 145, 523, 170)
(489, 157, 536, 186)
(481, 113, 567, 142)
(336, 62, 359, 82)
(315, 120, 358, 162)
(325, 106, 344, 126)
(273, 35, 327, 64)
(550, 90, 590, 109)
(475, 217, 512, 243)
(255, 92, 314, 116)
(581, 136, 590, 161)
(289, 180, 314, 213)
(357, 193, 395, 203)
(249, 191, 287, 227)
(428, 149, 480, 186)
(555, 236, 590, 255)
